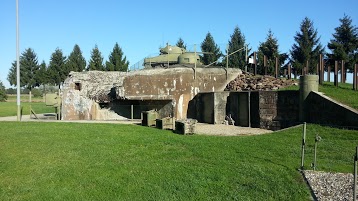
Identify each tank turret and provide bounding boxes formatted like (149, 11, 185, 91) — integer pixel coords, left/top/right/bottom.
(144, 44, 202, 68)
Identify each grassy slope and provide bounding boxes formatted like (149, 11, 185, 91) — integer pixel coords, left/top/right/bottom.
(1, 122, 357, 200)
(281, 81, 358, 110)
(319, 82, 358, 110)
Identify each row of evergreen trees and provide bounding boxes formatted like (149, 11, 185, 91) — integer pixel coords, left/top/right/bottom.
(6, 15, 357, 94)
(193, 15, 357, 75)
(7, 43, 129, 91)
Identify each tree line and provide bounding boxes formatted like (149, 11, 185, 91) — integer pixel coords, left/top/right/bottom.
(184, 15, 357, 76)
(5, 15, 358, 96)
(7, 43, 129, 93)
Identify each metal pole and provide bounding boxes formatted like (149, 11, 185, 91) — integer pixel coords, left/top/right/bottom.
(226, 44, 228, 80)
(301, 122, 307, 169)
(16, 0, 21, 121)
(131, 104, 133, 121)
(354, 146, 357, 201)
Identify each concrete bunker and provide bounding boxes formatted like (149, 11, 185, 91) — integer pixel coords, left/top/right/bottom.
(61, 67, 241, 121)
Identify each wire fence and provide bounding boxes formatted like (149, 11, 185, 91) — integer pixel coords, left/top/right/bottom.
(300, 122, 357, 173)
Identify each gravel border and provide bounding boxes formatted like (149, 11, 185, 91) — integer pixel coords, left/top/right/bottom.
(303, 170, 355, 201)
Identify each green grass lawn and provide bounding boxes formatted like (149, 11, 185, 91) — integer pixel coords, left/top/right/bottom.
(319, 82, 358, 110)
(5, 94, 44, 102)
(0, 102, 55, 117)
(0, 122, 357, 200)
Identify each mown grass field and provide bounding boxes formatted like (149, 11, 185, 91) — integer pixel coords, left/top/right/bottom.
(0, 102, 55, 117)
(0, 122, 357, 200)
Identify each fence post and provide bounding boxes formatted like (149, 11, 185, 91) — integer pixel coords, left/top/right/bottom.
(131, 104, 134, 121)
(253, 52, 257, 75)
(264, 55, 267, 75)
(312, 134, 321, 171)
(354, 64, 357, 91)
(354, 146, 357, 201)
(275, 57, 279, 78)
(301, 122, 307, 169)
(341, 60, 345, 83)
(334, 61, 338, 87)
(327, 65, 331, 83)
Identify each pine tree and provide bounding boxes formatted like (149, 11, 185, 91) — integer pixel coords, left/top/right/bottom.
(200, 32, 222, 66)
(67, 44, 86, 72)
(37, 61, 50, 93)
(7, 61, 16, 86)
(7, 48, 41, 90)
(257, 30, 288, 75)
(176, 38, 187, 49)
(0, 81, 7, 102)
(224, 26, 250, 69)
(48, 48, 68, 87)
(328, 14, 358, 71)
(37, 61, 48, 85)
(87, 45, 104, 71)
(290, 17, 324, 74)
(105, 42, 129, 71)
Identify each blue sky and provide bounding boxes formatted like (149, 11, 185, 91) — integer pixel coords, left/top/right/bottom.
(0, 0, 357, 88)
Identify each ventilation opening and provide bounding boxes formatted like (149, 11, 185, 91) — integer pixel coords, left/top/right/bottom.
(75, 82, 82, 91)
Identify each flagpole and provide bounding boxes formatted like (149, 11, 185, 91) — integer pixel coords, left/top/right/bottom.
(16, 0, 21, 121)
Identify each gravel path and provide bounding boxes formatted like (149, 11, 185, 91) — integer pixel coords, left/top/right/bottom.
(303, 170, 356, 201)
(195, 123, 273, 136)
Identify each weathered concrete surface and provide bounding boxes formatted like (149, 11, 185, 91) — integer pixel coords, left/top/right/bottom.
(305, 91, 358, 128)
(62, 67, 241, 120)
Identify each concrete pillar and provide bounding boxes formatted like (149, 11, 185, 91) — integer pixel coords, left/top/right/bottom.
(299, 75, 319, 122)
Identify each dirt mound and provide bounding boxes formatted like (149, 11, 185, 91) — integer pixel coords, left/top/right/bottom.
(225, 72, 298, 91)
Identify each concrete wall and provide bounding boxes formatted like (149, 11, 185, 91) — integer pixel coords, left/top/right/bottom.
(190, 91, 300, 130)
(250, 91, 300, 130)
(62, 67, 241, 120)
(188, 92, 230, 124)
(305, 91, 358, 128)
